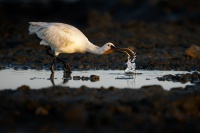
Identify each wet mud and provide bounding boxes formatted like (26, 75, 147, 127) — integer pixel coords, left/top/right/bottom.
(0, 84, 200, 133)
(0, 0, 200, 132)
(157, 71, 200, 84)
(0, 21, 200, 71)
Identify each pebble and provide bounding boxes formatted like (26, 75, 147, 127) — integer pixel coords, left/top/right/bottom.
(90, 75, 100, 82)
(185, 45, 200, 59)
(73, 76, 81, 80)
(35, 106, 49, 115)
(157, 72, 200, 83)
(17, 85, 30, 91)
(73, 75, 99, 81)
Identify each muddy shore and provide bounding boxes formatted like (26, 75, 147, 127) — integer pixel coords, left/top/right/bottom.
(0, 0, 200, 132)
(0, 84, 200, 133)
(0, 21, 200, 71)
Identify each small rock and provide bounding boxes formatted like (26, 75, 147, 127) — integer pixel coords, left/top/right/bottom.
(21, 66, 29, 70)
(191, 71, 200, 82)
(81, 76, 90, 81)
(141, 85, 164, 91)
(164, 74, 173, 81)
(108, 87, 116, 91)
(171, 75, 180, 82)
(73, 76, 81, 80)
(110, 105, 132, 114)
(179, 75, 188, 83)
(90, 75, 100, 82)
(17, 85, 30, 91)
(157, 77, 165, 81)
(186, 45, 200, 59)
(64, 105, 86, 122)
(14, 66, 19, 70)
(35, 106, 49, 115)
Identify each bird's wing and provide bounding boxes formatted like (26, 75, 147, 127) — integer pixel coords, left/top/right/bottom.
(35, 23, 88, 49)
(29, 22, 48, 34)
(40, 40, 49, 46)
(53, 23, 86, 37)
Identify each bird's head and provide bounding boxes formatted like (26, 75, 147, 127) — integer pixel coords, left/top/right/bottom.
(102, 42, 116, 54)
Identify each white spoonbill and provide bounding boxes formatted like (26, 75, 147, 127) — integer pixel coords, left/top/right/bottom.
(28, 22, 134, 73)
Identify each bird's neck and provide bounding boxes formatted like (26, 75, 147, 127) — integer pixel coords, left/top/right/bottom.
(86, 42, 103, 54)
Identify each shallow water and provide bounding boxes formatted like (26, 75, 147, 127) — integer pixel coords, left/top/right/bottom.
(0, 69, 194, 90)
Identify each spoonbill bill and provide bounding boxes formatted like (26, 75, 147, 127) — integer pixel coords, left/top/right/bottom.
(29, 22, 134, 73)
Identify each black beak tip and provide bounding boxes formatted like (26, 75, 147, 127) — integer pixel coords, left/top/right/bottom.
(111, 45, 116, 49)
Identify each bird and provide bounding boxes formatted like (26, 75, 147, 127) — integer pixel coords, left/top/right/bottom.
(28, 22, 134, 74)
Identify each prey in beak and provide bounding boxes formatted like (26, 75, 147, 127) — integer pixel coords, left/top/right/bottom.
(105, 45, 135, 60)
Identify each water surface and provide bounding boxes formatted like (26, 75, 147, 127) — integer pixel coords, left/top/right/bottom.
(0, 69, 193, 90)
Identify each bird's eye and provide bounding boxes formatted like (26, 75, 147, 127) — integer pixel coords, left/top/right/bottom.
(107, 44, 110, 47)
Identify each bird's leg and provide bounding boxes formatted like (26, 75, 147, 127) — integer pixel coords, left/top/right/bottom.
(51, 57, 57, 73)
(52, 57, 71, 73)
(46, 47, 53, 57)
(46, 47, 56, 75)
(50, 72, 54, 79)
(50, 73, 55, 86)
(46, 47, 72, 73)
(64, 63, 72, 73)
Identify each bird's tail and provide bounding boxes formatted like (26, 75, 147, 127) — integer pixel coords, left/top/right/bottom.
(28, 22, 48, 34)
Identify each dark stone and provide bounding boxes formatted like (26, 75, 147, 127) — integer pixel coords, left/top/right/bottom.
(186, 45, 200, 59)
(81, 76, 90, 81)
(73, 76, 81, 80)
(90, 75, 100, 82)
(17, 85, 30, 91)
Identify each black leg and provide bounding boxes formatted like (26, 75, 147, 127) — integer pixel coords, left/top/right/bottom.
(46, 47, 54, 57)
(50, 72, 54, 79)
(50, 57, 57, 73)
(50, 72, 55, 85)
(46, 47, 72, 73)
(63, 63, 71, 73)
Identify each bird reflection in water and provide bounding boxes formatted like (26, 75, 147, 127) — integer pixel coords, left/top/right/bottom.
(126, 73, 136, 88)
(49, 70, 100, 87)
(49, 71, 72, 86)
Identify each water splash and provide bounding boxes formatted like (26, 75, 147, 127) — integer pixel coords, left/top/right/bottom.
(125, 52, 136, 73)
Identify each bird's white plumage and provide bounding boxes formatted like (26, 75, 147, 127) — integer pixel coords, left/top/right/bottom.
(28, 22, 136, 74)
(29, 22, 104, 56)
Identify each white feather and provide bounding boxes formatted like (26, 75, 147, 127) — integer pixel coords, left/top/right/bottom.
(29, 22, 113, 56)
(40, 40, 49, 46)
